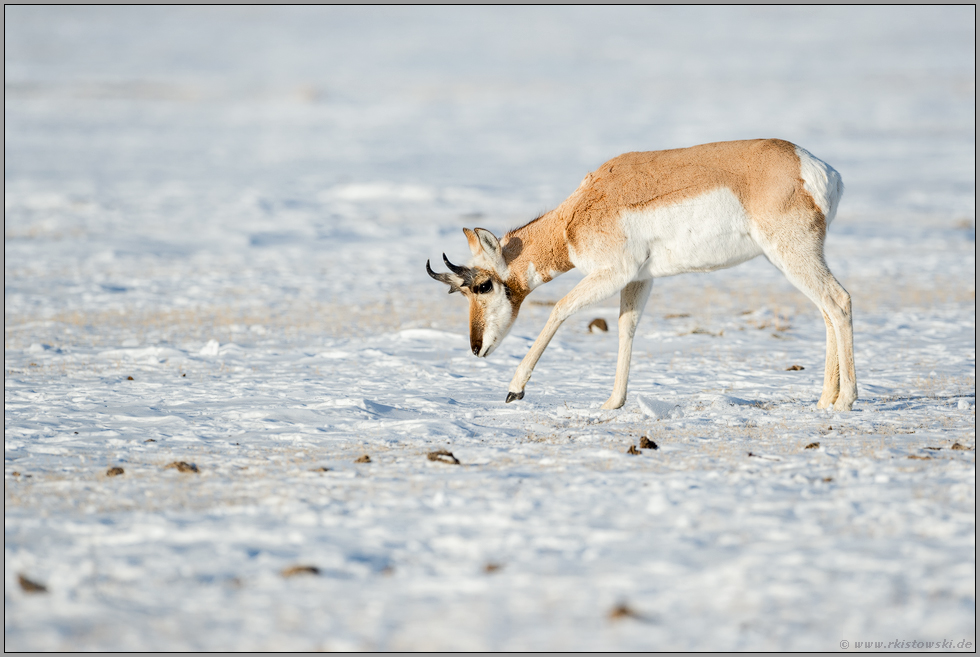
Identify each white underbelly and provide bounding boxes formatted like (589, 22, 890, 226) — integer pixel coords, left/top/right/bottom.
(619, 186, 763, 278)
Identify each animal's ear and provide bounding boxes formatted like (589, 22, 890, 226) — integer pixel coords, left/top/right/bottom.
(463, 228, 481, 257)
(473, 228, 500, 256)
(473, 227, 508, 278)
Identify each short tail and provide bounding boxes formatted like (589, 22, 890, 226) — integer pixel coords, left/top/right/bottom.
(796, 145, 844, 227)
(824, 164, 844, 227)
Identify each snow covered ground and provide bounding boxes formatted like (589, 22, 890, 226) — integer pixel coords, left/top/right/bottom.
(5, 7, 975, 651)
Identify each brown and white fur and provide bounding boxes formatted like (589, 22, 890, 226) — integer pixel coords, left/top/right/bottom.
(427, 139, 856, 411)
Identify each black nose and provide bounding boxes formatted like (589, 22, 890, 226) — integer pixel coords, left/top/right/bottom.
(471, 342, 482, 356)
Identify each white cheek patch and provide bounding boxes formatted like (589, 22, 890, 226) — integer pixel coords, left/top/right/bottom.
(478, 290, 516, 357)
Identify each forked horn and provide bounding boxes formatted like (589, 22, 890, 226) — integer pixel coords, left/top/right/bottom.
(426, 257, 467, 293)
(442, 253, 473, 280)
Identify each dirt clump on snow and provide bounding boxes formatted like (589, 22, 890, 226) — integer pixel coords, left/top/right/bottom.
(18, 574, 47, 593)
(281, 565, 320, 578)
(608, 602, 645, 621)
(427, 450, 460, 464)
(165, 461, 199, 473)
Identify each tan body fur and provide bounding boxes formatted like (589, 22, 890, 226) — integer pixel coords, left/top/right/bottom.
(427, 139, 856, 411)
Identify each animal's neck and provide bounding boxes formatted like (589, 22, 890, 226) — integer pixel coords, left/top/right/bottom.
(500, 210, 574, 294)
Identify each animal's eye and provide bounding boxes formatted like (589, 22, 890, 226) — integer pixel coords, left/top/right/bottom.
(476, 280, 493, 294)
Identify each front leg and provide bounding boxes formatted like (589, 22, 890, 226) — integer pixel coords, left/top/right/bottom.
(507, 270, 630, 402)
(601, 278, 653, 409)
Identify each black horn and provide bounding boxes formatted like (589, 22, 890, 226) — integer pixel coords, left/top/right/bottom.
(426, 259, 463, 293)
(442, 253, 472, 279)
(442, 254, 475, 287)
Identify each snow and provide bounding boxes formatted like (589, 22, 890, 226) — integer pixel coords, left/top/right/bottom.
(4, 6, 976, 651)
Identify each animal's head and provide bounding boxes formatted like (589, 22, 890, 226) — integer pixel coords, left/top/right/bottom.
(426, 227, 523, 358)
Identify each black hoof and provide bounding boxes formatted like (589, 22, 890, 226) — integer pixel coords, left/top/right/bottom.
(505, 390, 524, 403)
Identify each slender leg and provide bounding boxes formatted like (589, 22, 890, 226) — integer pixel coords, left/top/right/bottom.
(506, 270, 630, 402)
(602, 278, 654, 409)
(763, 241, 857, 411)
(826, 284, 857, 410)
(817, 310, 840, 408)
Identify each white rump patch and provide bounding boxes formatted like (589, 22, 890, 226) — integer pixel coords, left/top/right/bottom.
(795, 146, 844, 224)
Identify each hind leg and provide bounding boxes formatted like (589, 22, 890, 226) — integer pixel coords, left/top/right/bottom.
(762, 238, 857, 411)
(792, 271, 855, 410)
(817, 311, 841, 408)
(825, 284, 857, 411)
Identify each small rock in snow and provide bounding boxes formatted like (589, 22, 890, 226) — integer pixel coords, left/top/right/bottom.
(608, 602, 645, 621)
(281, 565, 319, 578)
(165, 461, 199, 473)
(588, 318, 608, 333)
(18, 574, 47, 594)
(427, 450, 460, 464)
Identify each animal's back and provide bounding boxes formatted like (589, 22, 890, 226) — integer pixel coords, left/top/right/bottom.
(557, 139, 842, 276)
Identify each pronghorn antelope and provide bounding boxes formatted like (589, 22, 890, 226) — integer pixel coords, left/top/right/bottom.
(427, 139, 856, 411)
